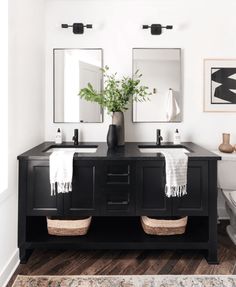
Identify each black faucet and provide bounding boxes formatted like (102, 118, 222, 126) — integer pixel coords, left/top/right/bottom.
(156, 129, 163, 146)
(72, 129, 79, 145)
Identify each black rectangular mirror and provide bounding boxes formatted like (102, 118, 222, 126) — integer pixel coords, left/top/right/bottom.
(54, 48, 103, 123)
(132, 48, 182, 122)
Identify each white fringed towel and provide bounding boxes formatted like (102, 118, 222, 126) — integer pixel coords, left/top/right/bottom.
(50, 151, 75, 195)
(161, 150, 188, 197)
(165, 88, 180, 121)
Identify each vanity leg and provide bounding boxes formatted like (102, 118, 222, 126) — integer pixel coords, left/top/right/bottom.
(18, 161, 33, 264)
(206, 248, 218, 264)
(19, 247, 33, 264)
(207, 161, 218, 265)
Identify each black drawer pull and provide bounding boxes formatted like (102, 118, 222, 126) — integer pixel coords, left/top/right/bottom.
(107, 173, 130, 177)
(107, 200, 129, 205)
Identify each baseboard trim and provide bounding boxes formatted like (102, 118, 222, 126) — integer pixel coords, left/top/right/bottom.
(0, 248, 19, 287)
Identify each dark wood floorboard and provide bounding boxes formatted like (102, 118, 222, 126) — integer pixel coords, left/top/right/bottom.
(7, 221, 236, 286)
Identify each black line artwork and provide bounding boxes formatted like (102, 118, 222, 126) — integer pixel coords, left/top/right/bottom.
(211, 68, 236, 104)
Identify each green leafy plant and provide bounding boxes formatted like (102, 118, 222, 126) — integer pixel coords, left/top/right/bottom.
(79, 66, 150, 113)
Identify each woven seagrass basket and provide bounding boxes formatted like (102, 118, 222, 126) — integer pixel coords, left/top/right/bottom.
(47, 216, 92, 236)
(141, 216, 188, 236)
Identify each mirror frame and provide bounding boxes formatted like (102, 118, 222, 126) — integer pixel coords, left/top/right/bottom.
(132, 48, 182, 123)
(53, 48, 104, 123)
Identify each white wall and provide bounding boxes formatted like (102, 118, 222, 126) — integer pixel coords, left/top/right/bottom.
(45, 0, 236, 150)
(0, 0, 45, 285)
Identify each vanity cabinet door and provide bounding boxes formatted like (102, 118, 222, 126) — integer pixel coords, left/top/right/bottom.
(172, 161, 208, 216)
(136, 161, 171, 216)
(27, 161, 63, 216)
(63, 161, 100, 216)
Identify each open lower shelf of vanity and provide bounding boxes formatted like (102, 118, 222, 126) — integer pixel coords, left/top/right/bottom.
(25, 216, 209, 250)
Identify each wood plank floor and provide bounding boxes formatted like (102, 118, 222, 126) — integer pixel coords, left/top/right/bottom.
(7, 221, 236, 286)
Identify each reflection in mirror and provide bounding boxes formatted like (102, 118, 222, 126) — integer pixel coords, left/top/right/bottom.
(54, 48, 103, 123)
(133, 48, 181, 122)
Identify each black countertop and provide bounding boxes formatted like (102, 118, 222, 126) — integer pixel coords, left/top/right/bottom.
(17, 142, 221, 161)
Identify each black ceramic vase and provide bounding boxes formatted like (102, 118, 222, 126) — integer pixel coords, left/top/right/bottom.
(107, 124, 118, 149)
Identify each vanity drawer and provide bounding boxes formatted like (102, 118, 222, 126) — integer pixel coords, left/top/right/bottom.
(100, 187, 134, 215)
(106, 192, 130, 210)
(102, 161, 133, 186)
(106, 173, 130, 184)
(107, 164, 130, 175)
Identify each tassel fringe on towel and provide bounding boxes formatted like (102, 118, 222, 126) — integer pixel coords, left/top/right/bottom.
(165, 184, 187, 198)
(51, 182, 72, 196)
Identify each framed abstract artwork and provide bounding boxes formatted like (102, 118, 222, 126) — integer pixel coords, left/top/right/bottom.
(204, 59, 236, 112)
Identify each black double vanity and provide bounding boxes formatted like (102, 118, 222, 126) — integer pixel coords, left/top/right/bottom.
(18, 142, 220, 264)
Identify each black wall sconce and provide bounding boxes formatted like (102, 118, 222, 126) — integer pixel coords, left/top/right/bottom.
(142, 24, 173, 35)
(61, 23, 93, 34)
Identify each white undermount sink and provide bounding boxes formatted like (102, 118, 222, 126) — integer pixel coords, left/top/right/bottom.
(139, 148, 190, 153)
(45, 147, 98, 153)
